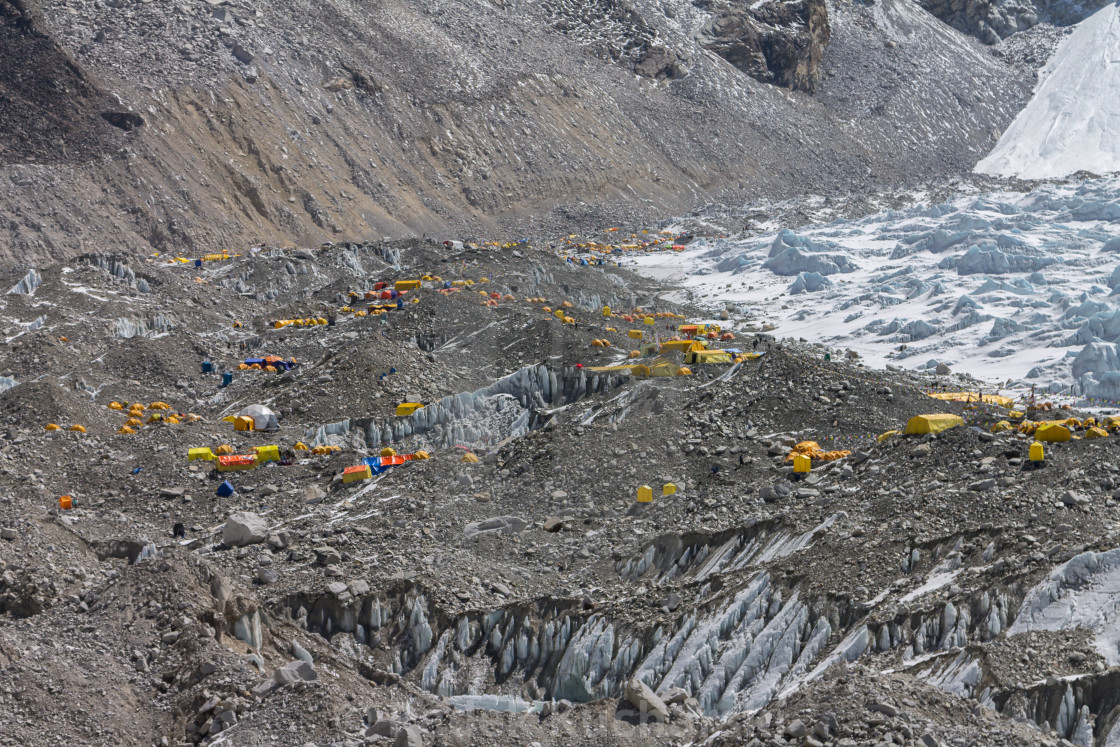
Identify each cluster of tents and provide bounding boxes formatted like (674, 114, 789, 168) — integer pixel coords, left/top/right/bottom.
(106, 400, 203, 434)
(239, 356, 298, 372)
(589, 360, 693, 378)
(998, 415, 1120, 442)
(786, 441, 851, 464)
(221, 404, 280, 431)
(168, 251, 238, 265)
(876, 408, 1120, 446)
(273, 317, 331, 329)
(190, 444, 281, 472)
(557, 227, 693, 259)
(343, 447, 431, 482)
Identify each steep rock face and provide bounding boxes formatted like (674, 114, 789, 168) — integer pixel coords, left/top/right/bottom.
(698, 0, 831, 92)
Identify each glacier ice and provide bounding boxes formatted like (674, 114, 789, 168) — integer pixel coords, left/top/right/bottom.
(789, 272, 831, 294)
(1009, 548, 1120, 665)
(7, 269, 41, 296)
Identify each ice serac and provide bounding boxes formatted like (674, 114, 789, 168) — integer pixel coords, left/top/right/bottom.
(976, 2, 1120, 179)
(7, 269, 41, 295)
(309, 365, 625, 449)
(789, 272, 832, 294)
(763, 246, 857, 277)
(1072, 343, 1120, 400)
(112, 314, 174, 339)
(1008, 548, 1120, 664)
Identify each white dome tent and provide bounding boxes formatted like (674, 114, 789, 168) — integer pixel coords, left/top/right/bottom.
(237, 404, 280, 431)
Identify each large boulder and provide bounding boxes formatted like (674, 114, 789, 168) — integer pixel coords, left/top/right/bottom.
(223, 512, 269, 547)
(463, 516, 528, 538)
(394, 726, 424, 747)
(624, 678, 670, 723)
(252, 659, 318, 696)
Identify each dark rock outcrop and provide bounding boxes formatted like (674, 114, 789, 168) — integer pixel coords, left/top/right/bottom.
(919, 0, 1112, 44)
(698, 0, 830, 92)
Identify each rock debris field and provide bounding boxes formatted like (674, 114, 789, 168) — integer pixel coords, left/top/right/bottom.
(2, 236, 1120, 747)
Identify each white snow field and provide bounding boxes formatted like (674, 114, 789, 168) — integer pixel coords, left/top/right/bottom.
(629, 177, 1120, 400)
(976, 1, 1120, 179)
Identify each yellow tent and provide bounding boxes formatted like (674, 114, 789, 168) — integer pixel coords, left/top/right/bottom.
(1035, 423, 1071, 442)
(648, 361, 679, 377)
(343, 464, 373, 483)
(254, 445, 281, 462)
(658, 340, 696, 354)
(685, 349, 733, 365)
(927, 392, 1015, 407)
(904, 414, 964, 435)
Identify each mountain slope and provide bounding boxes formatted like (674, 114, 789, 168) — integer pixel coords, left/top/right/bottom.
(0, 0, 1032, 262)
